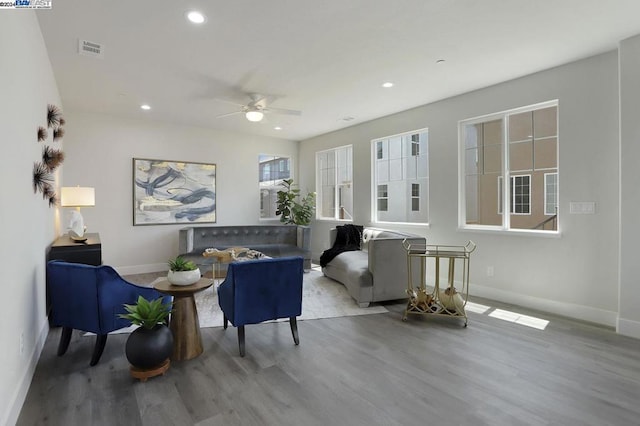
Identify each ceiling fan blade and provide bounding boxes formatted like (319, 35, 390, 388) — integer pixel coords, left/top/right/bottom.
(213, 98, 246, 108)
(265, 107, 302, 116)
(216, 111, 243, 119)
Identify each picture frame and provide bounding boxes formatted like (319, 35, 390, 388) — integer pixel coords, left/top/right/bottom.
(133, 158, 216, 225)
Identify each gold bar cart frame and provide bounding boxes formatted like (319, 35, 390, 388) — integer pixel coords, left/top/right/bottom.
(402, 239, 476, 326)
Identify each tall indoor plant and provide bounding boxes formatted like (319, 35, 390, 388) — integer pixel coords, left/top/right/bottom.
(276, 179, 316, 226)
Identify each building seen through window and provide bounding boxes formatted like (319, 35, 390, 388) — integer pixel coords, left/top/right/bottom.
(461, 101, 558, 231)
(259, 155, 291, 219)
(372, 129, 429, 224)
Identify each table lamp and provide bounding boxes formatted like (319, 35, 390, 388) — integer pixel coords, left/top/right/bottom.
(60, 186, 95, 242)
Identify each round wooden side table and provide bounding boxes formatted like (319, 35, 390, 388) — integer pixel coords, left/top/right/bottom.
(154, 277, 213, 361)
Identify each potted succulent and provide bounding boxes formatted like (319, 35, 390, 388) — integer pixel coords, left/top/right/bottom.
(167, 256, 200, 286)
(120, 296, 173, 370)
(276, 178, 316, 226)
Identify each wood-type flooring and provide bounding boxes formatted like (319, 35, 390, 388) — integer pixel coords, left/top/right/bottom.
(17, 295, 640, 426)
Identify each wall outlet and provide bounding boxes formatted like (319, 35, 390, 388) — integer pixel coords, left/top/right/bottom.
(20, 332, 24, 355)
(487, 266, 494, 277)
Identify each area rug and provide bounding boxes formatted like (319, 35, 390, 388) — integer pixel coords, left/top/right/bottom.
(194, 269, 387, 328)
(98, 269, 387, 335)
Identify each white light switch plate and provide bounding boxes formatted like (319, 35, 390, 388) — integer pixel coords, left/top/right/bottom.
(569, 201, 596, 214)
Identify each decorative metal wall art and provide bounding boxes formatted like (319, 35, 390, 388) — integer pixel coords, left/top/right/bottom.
(33, 104, 65, 207)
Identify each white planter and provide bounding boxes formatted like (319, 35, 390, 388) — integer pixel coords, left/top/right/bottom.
(167, 268, 201, 286)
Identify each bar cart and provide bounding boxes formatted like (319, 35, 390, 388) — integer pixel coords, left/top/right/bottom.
(402, 240, 476, 326)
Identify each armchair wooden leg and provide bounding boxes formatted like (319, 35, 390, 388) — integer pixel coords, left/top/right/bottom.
(57, 327, 73, 356)
(223, 315, 228, 330)
(238, 326, 245, 357)
(89, 334, 108, 366)
(290, 317, 300, 345)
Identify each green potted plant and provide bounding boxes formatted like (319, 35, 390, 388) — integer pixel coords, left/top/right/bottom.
(119, 296, 173, 370)
(167, 256, 200, 286)
(276, 178, 316, 226)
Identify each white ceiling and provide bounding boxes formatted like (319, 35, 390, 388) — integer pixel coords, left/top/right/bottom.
(36, 0, 640, 141)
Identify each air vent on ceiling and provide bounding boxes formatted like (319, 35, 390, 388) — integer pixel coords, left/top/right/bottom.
(78, 39, 104, 58)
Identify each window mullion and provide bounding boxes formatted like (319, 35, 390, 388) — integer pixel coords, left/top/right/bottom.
(503, 116, 511, 230)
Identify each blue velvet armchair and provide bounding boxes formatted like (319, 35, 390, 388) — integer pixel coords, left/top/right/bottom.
(47, 260, 169, 366)
(217, 256, 304, 357)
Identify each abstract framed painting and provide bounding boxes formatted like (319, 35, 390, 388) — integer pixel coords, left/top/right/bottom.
(133, 158, 216, 225)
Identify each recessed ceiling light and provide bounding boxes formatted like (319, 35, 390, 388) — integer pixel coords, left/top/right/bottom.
(274, 126, 282, 130)
(140, 104, 151, 110)
(186, 11, 206, 24)
(382, 82, 394, 88)
(341, 116, 356, 122)
(436, 59, 446, 64)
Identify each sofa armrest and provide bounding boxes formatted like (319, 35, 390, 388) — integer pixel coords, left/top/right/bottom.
(178, 227, 195, 254)
(368, 236, 425, 286)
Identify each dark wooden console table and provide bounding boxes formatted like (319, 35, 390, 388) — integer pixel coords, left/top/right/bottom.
(48, 233, 102, 265)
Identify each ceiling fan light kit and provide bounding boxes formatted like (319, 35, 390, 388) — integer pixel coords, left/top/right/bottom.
(245, 110, 264, 122)
(215, 93, 301, 123)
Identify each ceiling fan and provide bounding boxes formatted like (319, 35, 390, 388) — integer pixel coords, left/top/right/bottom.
(215, 93, 302, 122)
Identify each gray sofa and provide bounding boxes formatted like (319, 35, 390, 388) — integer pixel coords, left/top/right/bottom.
(178, 225, 311, 272)
(322, 227, 425, 307)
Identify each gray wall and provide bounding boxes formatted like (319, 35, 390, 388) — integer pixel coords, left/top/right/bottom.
(619, 34, 640, 337)
(62, 111, 299, 274)
(299, 51, 621, 328)
(1, 11, 61, 425)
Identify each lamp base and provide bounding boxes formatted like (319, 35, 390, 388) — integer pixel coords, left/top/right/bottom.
(69, 230, 88, 242)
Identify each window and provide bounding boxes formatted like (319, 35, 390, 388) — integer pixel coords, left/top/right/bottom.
(372, 129, 429, 224)
(460, 101, 558, 231)
(498, 175, 531, 215)
(411, 134, 420, 156)
(544, 173, 558, 215)
(259, 154, 291, 219)
(316, 145, 353, 220)
(376, 141, 383, 159)
(411, 183, 420, 211)
(378, 185, 388, 211)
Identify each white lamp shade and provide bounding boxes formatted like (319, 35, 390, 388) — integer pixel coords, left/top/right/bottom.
(245, 110, 264, 122)
(60, 187, 95, 207)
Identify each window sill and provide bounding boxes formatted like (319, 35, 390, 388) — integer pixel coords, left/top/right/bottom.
(316, 218, 353, 223)
(457, 226, 561, 238)
(372, 221, 430, 229)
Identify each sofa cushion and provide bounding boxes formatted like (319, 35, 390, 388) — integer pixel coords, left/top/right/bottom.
(249, 244, 309, 259)
(179, 225, 312, 271)
(323, 250, 372, 289)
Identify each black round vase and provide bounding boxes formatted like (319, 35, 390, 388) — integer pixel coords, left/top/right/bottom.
(125, 325, 173, 369)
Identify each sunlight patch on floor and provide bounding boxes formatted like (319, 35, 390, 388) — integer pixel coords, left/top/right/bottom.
(465, 301, 491, 314)
(488, 308, 549, 330)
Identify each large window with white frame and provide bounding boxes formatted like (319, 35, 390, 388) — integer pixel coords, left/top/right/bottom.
(259, 154, 291, 219)
(316, 145, 353, 220)
(460, 101, 558, 232)
(372, 129, 429, 224)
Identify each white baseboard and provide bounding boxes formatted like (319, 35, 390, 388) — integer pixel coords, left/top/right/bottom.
(470, 283, 618, 328)
(5, 319, 49, 426)
(115, 263, 167, 276)
(617, 317, 640, 339)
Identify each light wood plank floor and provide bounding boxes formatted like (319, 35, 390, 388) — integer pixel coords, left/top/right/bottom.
(17, 292, 640, 426)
